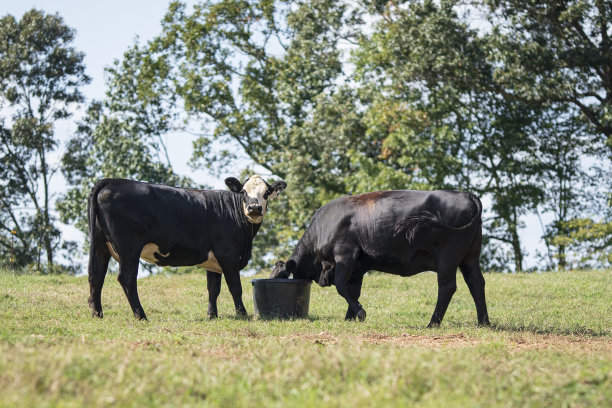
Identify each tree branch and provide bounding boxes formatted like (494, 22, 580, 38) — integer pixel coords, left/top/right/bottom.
(572, 97, 612, 137)
(482, 234, 514, 244)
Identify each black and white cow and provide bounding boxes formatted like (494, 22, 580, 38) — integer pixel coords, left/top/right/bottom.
(87, 175, 286, 320)
(270, 190, 490, 327)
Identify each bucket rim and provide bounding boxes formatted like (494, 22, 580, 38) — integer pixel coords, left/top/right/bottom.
(251, 278, 312, 285)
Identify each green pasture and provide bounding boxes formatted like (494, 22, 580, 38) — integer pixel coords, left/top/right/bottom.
(0, 269, 610, 407)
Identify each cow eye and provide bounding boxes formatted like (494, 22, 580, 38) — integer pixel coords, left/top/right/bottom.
(264, 187, 276, 200)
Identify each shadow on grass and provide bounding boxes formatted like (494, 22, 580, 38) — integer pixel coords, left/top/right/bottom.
(191, 314, 254, 323)
(251, 315, 321, 322)
(489, 322, 611, 337)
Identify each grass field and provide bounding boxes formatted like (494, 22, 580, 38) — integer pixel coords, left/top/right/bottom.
(0, 268, 610, 407)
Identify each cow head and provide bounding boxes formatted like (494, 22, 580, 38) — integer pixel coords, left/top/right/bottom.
(225, 175, 287, 224)
(270, 259, 334, 286)
(270, 260, 294, 279)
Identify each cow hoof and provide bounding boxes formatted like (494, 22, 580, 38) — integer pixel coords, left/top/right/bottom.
(357, 308, 366, 322)
(427, 321, 440, 328)
(207, 313, 218, 320)
(478, 319, 491, 327)
(91, 310, 103, 319)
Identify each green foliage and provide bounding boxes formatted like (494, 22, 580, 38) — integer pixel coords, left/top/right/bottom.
(99, 0, 367, 270)
(0, 269, 611, 406)
(58, 32, 197, 246)
(58, 101, 192, 235)
(55, 0, 611, 273)
(550, 217, 612, 269)
(350, 0, 611, 271)
(484, 0, 612, 148)
(353, 0, 549, 271)
(0, 9, 89, 271)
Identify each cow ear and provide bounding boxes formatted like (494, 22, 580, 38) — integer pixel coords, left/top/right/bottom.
(225, 177, 243, 193)
(272, 180, 287, 193)
(266, 180, 287, 199)
(285, 259, 296, 276)
(270, 260, 287, 279)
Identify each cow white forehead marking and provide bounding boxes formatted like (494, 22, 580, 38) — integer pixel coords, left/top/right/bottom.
(243, 175, 268, 197)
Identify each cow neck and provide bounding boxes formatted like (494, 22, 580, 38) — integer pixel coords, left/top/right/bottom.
(289, 233, 318, 280)
(249, 219, 262, 238)
(229, 191, 262, 236)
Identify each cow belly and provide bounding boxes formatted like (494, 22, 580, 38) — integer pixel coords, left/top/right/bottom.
(105, 242, 224, 273)
(105, 242, 170, 264)
(198, 251, 223, 273)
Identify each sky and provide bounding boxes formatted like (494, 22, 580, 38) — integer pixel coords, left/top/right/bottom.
(1, 1, 550, 271)
(2, 1, 189, 102)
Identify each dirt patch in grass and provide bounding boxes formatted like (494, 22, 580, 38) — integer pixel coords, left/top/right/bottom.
(502, 333, 612, 352)
(292, 331, 612, 352)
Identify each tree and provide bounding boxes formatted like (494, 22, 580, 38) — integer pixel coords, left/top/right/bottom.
(353, 0, 549, 271)
(550, 216, 612, 269)
(482, 0, 612, 268)
(353, 0, 611, 271)
(529, 106, 591, 269)
(77, 0, 366, 271)
(0, 9, 90, 271)
(68, 0, 609, 274)
(542, 146, 612, 270)
(484, 0, 612, 151)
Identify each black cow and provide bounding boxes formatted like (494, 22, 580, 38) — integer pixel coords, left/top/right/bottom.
(270, 190, 490, 327)
(87, 175, 287, 320)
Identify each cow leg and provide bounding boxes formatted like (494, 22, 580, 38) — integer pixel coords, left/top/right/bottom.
(206, 270, 222, 319)
(460, 261, 490, 326)
(117, 254, 147, 320)
(88, 234, 110, 318)
(428, 264, 458, 328)
(345, 272, 365, 320)
(334, 257, 366, 322)
(223, 271, 247, 317)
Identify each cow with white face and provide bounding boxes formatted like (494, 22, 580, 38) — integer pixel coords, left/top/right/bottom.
(87, 174, 287, 320)
(225, 175, 286, 224)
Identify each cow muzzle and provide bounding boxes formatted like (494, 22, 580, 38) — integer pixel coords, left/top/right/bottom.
(270, 260, 289, 279)
(247, 203, 263, 216)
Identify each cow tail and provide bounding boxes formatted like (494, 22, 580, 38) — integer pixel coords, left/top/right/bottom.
(88, 181, 101, 243)
(393, 193, 482, 243)
(87, 180, 110, 261)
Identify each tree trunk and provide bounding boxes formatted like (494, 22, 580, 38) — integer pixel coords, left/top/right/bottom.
(40, 145, 54, 267)
(509, 208, 523, 272)
(557, 245, 566, 270)
(510, 227, 523, 272)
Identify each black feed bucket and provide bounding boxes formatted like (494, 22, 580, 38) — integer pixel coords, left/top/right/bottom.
(251, 279, 312, 319)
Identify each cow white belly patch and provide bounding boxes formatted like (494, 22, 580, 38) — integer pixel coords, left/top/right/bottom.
(108, 242, 171, 264)
(105, 242, 223, 273)
(140, 243, 170, 264)
(198, 251, 223, 274)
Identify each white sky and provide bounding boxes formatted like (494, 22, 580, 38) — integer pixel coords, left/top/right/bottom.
(1, 1, 549, 271)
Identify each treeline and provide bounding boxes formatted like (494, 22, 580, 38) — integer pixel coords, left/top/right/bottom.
(1, 1, 610, 273)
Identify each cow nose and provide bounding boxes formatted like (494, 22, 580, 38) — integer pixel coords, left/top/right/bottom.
(247, 204, 263, 214)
